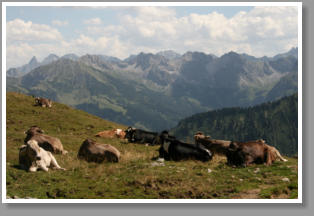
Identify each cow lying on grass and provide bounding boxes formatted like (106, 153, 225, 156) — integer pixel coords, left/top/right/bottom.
(77, 139, 121, 163)
(124, 126, 159, 146)
(194, 132, 231, 156)
(157, 131, 212, 162)
(95, 128, 126, 139)
(19, 140, 66, 172)
(35, 97, 52, 108)
(194, 132, 287, 167)
(228, 140, 287, 167)
(24, 126, 68, 155)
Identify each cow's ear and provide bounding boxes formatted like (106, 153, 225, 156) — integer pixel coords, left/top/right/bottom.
(19, 145, 27, 150)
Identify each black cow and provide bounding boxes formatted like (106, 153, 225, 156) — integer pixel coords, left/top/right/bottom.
(157, 131, 212, 162)
(124, 126, 159, 146)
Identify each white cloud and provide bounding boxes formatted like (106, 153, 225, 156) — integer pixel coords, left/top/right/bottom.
(7, 19, 63, 43)
(52, 20, 69, 27)
(83, 18, 102, 25)
(6, 6, 298, 69)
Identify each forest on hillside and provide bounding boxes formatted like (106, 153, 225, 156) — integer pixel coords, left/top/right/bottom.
(171, 93, 298, 156)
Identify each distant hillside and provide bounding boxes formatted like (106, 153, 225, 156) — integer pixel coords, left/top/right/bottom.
(6, 60, 205, 131)
(171, 93, 298, 156)
(7, 49, 298, 131)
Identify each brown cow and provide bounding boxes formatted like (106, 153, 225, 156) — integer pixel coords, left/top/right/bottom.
(194, 132, 231, 155)
(95, 129, 126, 139)
(194, 132, 287, 167)
(24, 126, 68, 155)
(227, 140, 288, 167)
(77, 139, 120, 163)
(35, 97, 52, 108)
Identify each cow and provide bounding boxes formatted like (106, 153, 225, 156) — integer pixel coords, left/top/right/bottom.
(194, 132, 231, 156)
(77, 139, 121, 163)
(227, 140, 287, 167)
(19, 140, 66, 172)
(35, 97, 52, 108)
(194, 132, 287, 166)
(115, 129, 126, 139)
(156, 131, 212, 162)
(124, 126, 159, 146)
(24, 126, 68, 155)
(95, 128, 126, 139)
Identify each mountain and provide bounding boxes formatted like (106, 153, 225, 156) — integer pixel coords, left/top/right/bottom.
(171, 93, 298, 156)
(272, 47, 298, 60)
(6, 56, 40, 77)
(156, 50, 181, 60)
(6, 49, 298, 131)
(7, 54, 59, 78)
(8, 58, 205, 131)
(41, 54, 59, 65)
(170, 51, 297, 108)
(61, 53, 79, 61)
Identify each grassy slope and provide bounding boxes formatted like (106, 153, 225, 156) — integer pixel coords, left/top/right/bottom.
(6, 92, 298, 199)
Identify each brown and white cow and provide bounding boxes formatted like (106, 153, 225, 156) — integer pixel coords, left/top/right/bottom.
(95, 129, 126, 139)
(19, 140, 66, 172)
(77, 139, 121, 163)
(35, 97, 52, 108)
(24, 126, 68, 155)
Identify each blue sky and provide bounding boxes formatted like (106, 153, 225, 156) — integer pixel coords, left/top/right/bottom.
(5, 5, 298, 68)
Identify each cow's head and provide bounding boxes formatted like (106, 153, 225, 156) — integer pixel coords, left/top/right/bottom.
(228, 141, 239, 151)
(25, 126, 44, 135)
(78, 139, 95, 158)
(82, 139, 96, 146)
(124, 127, 135, 141)
(155, 130, 176, 146)
(194, 132, 212, 145)
(26, 140, 42, 161)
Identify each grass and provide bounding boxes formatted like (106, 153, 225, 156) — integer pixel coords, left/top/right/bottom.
(5, 92, 298, 199)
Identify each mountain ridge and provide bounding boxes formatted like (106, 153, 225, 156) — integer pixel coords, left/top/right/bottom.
(7, 49, 298, 131)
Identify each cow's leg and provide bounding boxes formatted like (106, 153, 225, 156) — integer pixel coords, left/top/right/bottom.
(244, 155, 254, 167)
(265, 149, 273, 166)
(49, 152, 66, 170)
(29, 166, 38, 172)
(39, 165, 49, 172)
(19, 164, 27, 170)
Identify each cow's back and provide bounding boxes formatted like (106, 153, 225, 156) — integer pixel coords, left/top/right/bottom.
(29, 134, 64, 154)
(79, 142, 120, 163)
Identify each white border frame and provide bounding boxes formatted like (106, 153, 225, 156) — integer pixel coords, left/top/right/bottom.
(1, 2, 302, 204)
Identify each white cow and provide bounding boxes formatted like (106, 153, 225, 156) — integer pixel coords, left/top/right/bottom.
(19, 140, 66, 172)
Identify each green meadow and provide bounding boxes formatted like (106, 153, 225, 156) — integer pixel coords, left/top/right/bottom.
(6, 92, 298, 199)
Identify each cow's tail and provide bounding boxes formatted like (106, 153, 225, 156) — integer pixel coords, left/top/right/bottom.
(273, 148, 288, 162)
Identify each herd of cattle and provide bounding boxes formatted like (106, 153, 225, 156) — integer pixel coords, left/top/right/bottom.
(18, 97, 287, 172)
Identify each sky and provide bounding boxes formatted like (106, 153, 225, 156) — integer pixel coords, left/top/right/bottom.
(5, 5, 299, 69)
